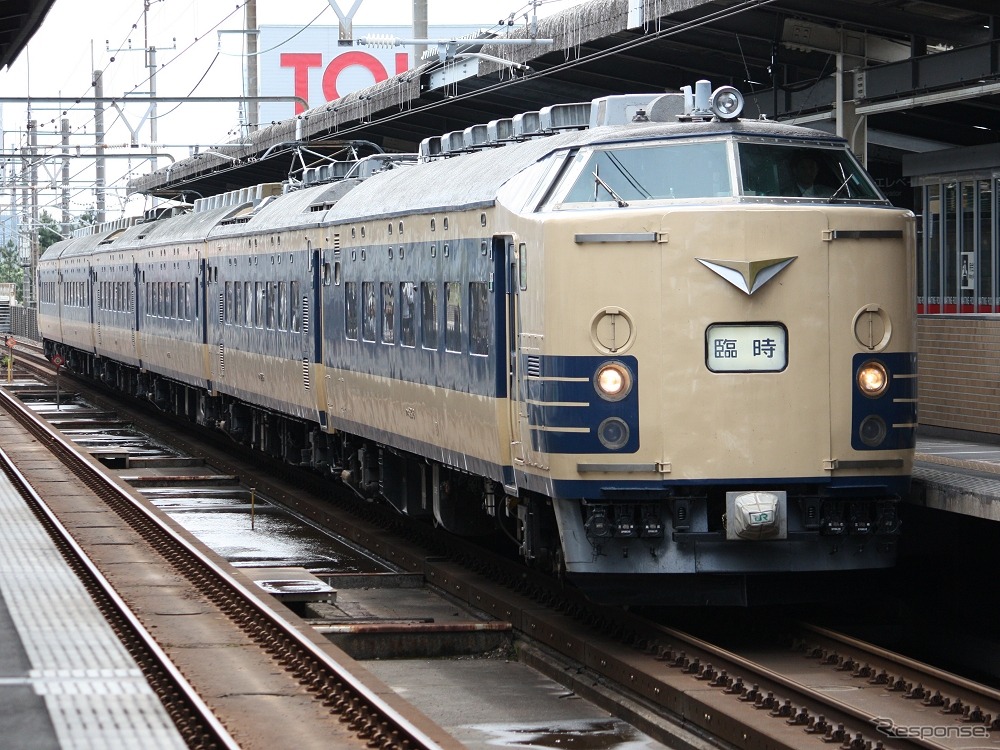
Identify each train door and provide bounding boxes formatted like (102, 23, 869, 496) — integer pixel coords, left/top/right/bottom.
(505, 237, 537, 474)
(199, 257, 208, 345)
(132, 262, 140, 357)
(304, 243, 323, 417)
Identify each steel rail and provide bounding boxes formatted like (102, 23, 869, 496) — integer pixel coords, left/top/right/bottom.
(16, 347, 985, 749)
(0, 428, 241, 750)
(0, 385, 451, 750)
(649, 623, 953, 750)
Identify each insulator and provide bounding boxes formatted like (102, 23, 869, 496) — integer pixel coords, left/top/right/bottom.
(359, 35, 399, 49)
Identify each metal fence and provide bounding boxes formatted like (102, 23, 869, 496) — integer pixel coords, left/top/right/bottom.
(8, 306, 39, 342)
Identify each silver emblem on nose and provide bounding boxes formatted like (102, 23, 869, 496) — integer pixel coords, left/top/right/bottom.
(696, 256, 796, 295)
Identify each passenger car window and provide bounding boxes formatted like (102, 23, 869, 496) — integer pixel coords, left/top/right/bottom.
(469, 282, 489, 355)
(381, 281, 395, 344)
(362, 281, 376, 341)
(400, 282, 416, 347)
(445, 282, 462, 353)
(421, 282, 438, 349)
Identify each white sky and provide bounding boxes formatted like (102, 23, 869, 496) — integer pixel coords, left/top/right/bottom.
(0, 0, 576, 222)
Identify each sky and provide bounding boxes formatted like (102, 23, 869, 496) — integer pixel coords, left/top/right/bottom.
(0, 0, 577, 224)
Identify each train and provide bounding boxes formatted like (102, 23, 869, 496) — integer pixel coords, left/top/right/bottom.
(38, 82, 917, 605)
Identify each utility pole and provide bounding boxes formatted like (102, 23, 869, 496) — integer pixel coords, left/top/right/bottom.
(144, 0, 160, 200)
(26, 119, 38, 308)
(412, 0, 427, 63)
(61, 118, 71, 238)
(94, 69, 106, 223)
(247, 0, 259, 133)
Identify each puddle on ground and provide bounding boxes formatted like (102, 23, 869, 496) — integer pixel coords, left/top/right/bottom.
(472, 720, 653, 749)
(150, 496, 382, 573)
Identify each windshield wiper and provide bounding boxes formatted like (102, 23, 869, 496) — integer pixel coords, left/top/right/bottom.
(828, 163, 853, 203)
(607, 152, 652, 200)
(593, 165, 629, 207)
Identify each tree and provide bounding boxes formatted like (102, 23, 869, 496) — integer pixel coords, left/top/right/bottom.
(38, 211, 64, 252)
(0, 239, 23, 302)
(76, 208, 99, 229)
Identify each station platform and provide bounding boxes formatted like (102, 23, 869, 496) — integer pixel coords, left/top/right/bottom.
(912, 434, 1000, 522)
(0, 463, 187, 749)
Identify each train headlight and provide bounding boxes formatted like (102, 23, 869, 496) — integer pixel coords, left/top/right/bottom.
(598, 417, 630, 450)
(709, 86, 744, 120)
(857, 360, 889, 397)
(858, 415, 887, 447)
(594, 361, 632, 401)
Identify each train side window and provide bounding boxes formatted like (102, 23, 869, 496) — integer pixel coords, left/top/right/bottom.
(421, 282, 439, 349)
(255, 281, 265, 328)
(266, 282, 276, 329)
(290, 280, 301, 332)
(234, 280, 243, 325)
(445, 282, 462, 353)
(244, 282, 253, 326)
(400, 282, 416, 347)
(225, 282, 233, 324)
(323, 261, 333, 286)
(469, 282, 489, 356)
(518, 243, 528, 290)
(362, 281, 376, 341)
(345, 281, 358, 339)
(277, 282, 287, 330)
(381, 282, 395, 344)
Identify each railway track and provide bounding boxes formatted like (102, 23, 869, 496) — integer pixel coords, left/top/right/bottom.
(8, 345, 1000, 750)
(0, 358, 461, 750)
(0, 439, 239, 750)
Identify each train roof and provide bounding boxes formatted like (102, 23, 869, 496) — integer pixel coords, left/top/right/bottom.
(320, 118, 843, 223)
(40, 115, 846, 261)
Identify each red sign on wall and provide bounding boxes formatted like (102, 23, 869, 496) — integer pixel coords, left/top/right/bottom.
(258, 24, 480, 122)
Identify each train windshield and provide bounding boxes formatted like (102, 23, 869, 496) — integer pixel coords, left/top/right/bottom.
(540, 138, 885, 209)
(737, 142, 883, 201)
(555, 141, 734, 205)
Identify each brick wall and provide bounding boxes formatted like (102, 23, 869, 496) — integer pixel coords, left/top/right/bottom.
(918, 316, 1000, 435)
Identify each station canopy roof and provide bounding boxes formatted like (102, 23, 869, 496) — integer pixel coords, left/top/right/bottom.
(128, 0, 999, 201)
(0, 0, 56, 70)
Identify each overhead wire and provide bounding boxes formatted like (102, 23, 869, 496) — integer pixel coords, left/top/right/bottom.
(21, 0, 781, 219)
(306, 0, 781, 147)
(219, 3, 330, 58)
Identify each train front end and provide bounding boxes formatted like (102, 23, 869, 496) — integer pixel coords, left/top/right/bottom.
(509, 95, 916, 604)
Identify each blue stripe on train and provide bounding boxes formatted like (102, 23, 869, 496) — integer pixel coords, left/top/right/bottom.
(851, 351, 917, 451)
(522, 354, 640, 454)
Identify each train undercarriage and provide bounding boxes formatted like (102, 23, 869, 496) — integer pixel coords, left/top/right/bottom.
(48, 345, 565, 573)
(47, 344, 903, 605)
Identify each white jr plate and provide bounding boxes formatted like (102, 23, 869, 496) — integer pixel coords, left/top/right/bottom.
(706, 323, 787, 372)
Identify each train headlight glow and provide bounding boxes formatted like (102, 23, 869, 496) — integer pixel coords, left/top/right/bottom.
(856, 360, 889, 397)
(594, 362, 632, 401)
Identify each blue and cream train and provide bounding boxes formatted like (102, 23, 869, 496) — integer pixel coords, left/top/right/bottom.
(38, 83, 917, 604)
